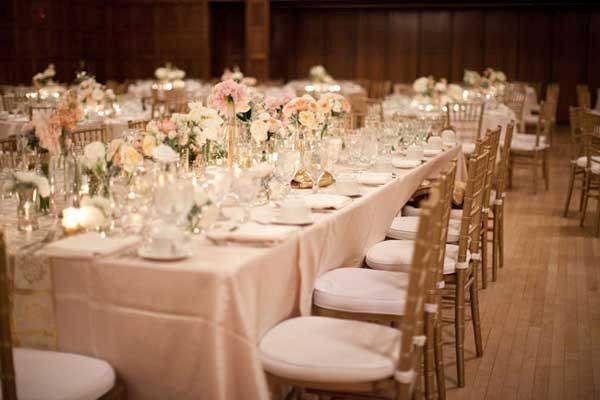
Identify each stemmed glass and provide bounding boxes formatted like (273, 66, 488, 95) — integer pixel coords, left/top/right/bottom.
(206, 168, 232, 218)
(303, 145, 327, 194)
(234, 169, 259, 223)
(275, 150, 300, 198)
(324, 137, 342, 174)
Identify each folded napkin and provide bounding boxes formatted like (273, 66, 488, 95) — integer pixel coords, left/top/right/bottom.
(45, 232, 140, 258)
(392, 158, 421, 169)
(357, 172, 394, 186)
(207, 223, 299, 244)
(303, 194, 352, 210)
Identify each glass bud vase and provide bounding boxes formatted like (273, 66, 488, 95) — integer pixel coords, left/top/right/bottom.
(17, 187, 39, 232)
(50, 146, 80, 212)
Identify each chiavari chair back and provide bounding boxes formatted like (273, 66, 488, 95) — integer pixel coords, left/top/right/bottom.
(127, 119, 149, 131)
(446, 102, 486, 141)
(576, 84, 591, 109)
(497, 122, 515, 203)
(1, 95, 18, 113)
(579, 111, 600, 235)
(569, 106, 586, 160)
(28, 105, 56, 121)
(71, 126, 109, 150)
(0, 151, 19, 171)
(503, 83, 527, 124)
(0, 137, 17, 153)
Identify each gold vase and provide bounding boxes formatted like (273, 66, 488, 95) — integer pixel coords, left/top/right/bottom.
(291, 127, 335, 189)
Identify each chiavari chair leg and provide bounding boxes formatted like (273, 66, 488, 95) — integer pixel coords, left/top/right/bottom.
(579, 174, 590, 227)
(454, 271, 466, 388)
(424, 311, 436, 400)
(499, 204, 504, 269)
(469, 267, 484, 357)
(532, 154, 538, 194)
(595, 196, 600, 237)
(492, 207, 499, 281)
(434, 318, 446, 400)
(563, 164, 577, 217)
(480, 214, 488, 289)
(543, 150, 549, 191)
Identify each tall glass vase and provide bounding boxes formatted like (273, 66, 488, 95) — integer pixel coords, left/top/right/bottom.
(16, 187, 39, 231)
(50, 143, 80, 213)
(223, 111, 239, 168)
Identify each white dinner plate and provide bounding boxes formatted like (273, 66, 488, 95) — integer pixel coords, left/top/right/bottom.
(303, 194, 352, 210)
(272, 215, 315, 226)
(357, 172, 395, 186)
(137, 246, 192, 261)
(392, 158, 422, 169)
(423, 148, 443, 157)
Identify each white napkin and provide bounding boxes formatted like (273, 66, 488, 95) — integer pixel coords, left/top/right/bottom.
(207, 223, 299, 244)
(424, 148, 443, 157)
(357, 172, 394, 186)
(392, 158, 421, 169)
(45, 232, 140, 258)
(303, 194, 352, 210)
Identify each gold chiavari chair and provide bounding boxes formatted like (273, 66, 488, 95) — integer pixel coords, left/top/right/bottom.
(0, 151, 18, 171)
(508, 101, 552, 193)
(312, 162, 457, 399)
(28, 105, 56, 120)
(503, 83, 527, 130)
(1, 95, 18, 113)
(71, 126, 109, 149)
(259, 185, 442, 400)
(579, 111, 600, 235)
(576, 84, 591, 109)
(475, 127, 501, 288)
(0, 231, 126, 400)
(563, 107, 587, 217)
(127, 119, 149, 131)
(445, 102, 486, 143)
(443, 149, 489, 387)
(489, 121, 514, 276)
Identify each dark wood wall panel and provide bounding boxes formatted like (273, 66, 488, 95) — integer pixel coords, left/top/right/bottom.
(387, 11, 419, 83)
(451, 11, 484, 81)
(324, 11, 357, 80)
(419, 11, 452, 79)
(356, 11, 388, 80)
(483, 11, 518, 79)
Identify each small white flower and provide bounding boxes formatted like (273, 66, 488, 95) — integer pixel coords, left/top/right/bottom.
(152, 144, 179, 163)
(250, 119, 269, 143)
(83, 141, 107, 170)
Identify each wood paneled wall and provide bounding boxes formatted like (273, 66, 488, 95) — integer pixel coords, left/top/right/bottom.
(2, 1, 600, 121)
(270, 3, 600, 121)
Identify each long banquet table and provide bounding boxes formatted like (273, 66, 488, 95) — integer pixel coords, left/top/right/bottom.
(8, 146, 465, 399)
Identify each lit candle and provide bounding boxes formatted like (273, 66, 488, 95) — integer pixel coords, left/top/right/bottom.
(62, 207, 82, 234)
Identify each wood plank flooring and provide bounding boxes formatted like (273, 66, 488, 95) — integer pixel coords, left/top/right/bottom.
(445, 128, 600, 400)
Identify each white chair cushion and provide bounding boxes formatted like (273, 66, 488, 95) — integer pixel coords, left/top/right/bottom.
(462, 142, 476, 155)
(313, 268, 409, 316)
(402, 205, 463, 221)
(387, 216, 460, 243)
(523, 114, 538, 125)
(10, 347, 115, 400)
(513, 133, 547, 144)
(575, 155, 600, 169)
(259, 316, 400, 383)
(367, 240, 469, 275)
(510, 140, 549, 152)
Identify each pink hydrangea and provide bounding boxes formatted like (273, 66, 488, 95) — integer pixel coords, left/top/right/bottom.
(208, 79, 250, 116)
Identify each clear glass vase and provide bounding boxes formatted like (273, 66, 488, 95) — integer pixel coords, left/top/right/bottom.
(50, 145, 79, 212)
(16, 187, 39, 231)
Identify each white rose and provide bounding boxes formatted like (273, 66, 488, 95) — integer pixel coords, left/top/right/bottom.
(152, 144, 179, 163)
(121, 145, 143, 173)
(298, 110, 316, 128)
(250, 119, 269, 142)
(142, 135, 157, 157)
(203, 125, 219, 142)
(83, 141, 106, 169)
(168, 130, 178, 140)
(178, 132, 189, 146)
(155, 67, 168, 80)
(434, 80, 447, 93)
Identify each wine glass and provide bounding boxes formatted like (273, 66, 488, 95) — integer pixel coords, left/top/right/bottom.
(325, 137, 342, 173)
(234, 169, 259, 223)
(303, 147, 324, 194)
(275, 150, 300, 198)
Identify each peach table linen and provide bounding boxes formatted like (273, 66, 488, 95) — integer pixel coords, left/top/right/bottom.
(48, 147, 465, 400)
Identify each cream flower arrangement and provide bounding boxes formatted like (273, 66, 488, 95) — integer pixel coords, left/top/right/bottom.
(32, 64, 56, 88)
(77, 77, 117, 116)
(155, 62, 186, 82)
(309, 65, 334, 84)
(3, 171, 50, 198)
(463, 70, 482, 88)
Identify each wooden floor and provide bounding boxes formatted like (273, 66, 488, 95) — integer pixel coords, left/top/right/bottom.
(444, 128, 600, 400)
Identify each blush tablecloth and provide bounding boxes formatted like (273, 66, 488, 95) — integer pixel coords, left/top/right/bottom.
(33, 147, 465, 400)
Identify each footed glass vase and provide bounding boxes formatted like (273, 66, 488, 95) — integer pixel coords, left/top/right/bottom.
(17, 187, 39, 231)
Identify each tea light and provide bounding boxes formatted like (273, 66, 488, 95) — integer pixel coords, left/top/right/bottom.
(62, 207, 82, 234)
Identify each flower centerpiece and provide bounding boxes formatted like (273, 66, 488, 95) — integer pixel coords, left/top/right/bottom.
(208, 79, 251, 167)
(309, 65, 334, 84)
(412, 76, 450, 109)
(3, 171, 50, 231)
(463, 70, 482, 89)
(170, 102, 224, 166)
(154, 62, 186, 89)
(77, 77, 117, 118)
(221, 66, 257, 86)
(32, 64, 56, 89)
(315, 93, 351, 138)
(81, 140, 123, 198)
(482, 68, 507, 87)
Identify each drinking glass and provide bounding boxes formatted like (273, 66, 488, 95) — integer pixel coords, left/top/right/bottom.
(303, 147, 324, 194)
(347, 130, 362, 166)
(325, 137, 342, 173)
(234, 169, 259, 223)
(275, 150, 300, 198)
